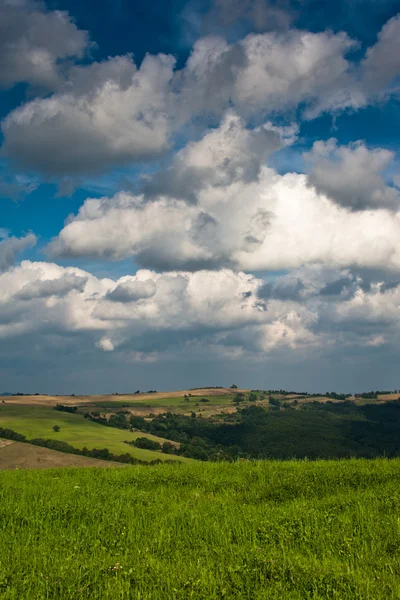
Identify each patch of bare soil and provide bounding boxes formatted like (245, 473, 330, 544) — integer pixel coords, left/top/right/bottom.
(0, 439, 15, 448)
(0, 439, 125, 470)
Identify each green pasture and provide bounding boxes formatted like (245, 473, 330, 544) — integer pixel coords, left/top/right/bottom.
(0, 405, 185, 462)
(1, 458, 400, 598)
(92, 394, 234, 412)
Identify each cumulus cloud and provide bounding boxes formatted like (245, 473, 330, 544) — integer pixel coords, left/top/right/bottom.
(0, 262, 271, 349)
(361, 14, 400, 95)
(1, 258, 400, 388)
(106, 279, 157, 302)
(16, 272, 88, 300)
(2, 53, 176, 175)
(257, 277, 305, 301)
(2, 13, 400, 176)
(0, 0, 89, 90)
(304, 139, 400, 210)
(143, 111, 297, 202)
(0, 233, 36, 272)
(177, 29, 362, 122)
(49, 134, 400, 273)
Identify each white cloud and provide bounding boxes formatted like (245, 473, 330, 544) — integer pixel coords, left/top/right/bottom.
(143, 111, 297, 201)
(0, 233, 36, 272)
(361, 14, 400, 95)
(106, 279, 157, 302)
(2, 13, 400, 176)
(0, 261, 287, 351)
(2, 53, 176, 175)
(16, 272, 88, 300)
(1, 258, 400, 380)
(177, 29, 362, 121)
(49, 119, 400, 273)
(304, 138, 400, 210)
(0, 0, 89, 90)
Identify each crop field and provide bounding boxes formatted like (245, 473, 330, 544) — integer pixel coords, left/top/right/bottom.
(0, 440, 126, 470)
(92, 393, 236, 414)
(0, 458, 400, 599)
(2, 388, 242, 408)
(0, 405, 185, 462)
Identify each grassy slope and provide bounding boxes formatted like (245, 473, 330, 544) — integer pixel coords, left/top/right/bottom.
(1, 458, 400, 599)
(0, 405, 185, 462)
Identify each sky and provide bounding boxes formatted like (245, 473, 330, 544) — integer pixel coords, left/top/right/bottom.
(1, 0, 400, 394)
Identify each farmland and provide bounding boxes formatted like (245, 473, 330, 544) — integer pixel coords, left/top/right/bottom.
(1, 458, 400, 599)
(2, 388, 240, 416)
(0, 440, 126, 470)
(2, 387, 400, 465)
(0, 404, 185, 463)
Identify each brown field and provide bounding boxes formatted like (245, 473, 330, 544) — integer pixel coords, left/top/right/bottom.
(2, 387, 248, 408)
(0, 439, 126, 470)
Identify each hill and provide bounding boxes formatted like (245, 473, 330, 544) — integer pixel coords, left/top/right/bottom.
(0, 404, 188, 463)
(0, 439, 126, 470)
(0, 458, 399, 599)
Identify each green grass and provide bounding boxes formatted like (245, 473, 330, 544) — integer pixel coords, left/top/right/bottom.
(92, 394, 234, 411)
(0, 405, 185, 462)
(1, 458, 400, 598)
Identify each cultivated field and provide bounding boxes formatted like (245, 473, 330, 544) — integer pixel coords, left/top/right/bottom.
(0, 404, 186, 463)
(1, 458, 400, 599)
(0, 439, 125, 470)
(2, 387, 243, 408)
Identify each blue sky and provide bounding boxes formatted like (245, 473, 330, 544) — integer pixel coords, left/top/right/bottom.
(1, 0, 400, 393)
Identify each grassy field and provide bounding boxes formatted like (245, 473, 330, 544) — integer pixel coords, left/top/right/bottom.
(92, 393, 235, 413)
(2, 388, 240, 407)
(0, 458, 400, 599)
(0, 405, 185, 462)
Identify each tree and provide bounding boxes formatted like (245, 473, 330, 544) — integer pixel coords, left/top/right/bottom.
(161, 441, 175, 454)
(53, 425, 60, 432)
(230, 384, 238, 389)
(233, 393, 246, 404)
(133, 437, 161, 451)
(248, 393, 257, 402)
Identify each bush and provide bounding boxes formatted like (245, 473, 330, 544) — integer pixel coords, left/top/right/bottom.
(0, 427, 26, 442)
(52, 425, 60, 432)
(133, 437, 161, 451)
(161, 442, 176, 454)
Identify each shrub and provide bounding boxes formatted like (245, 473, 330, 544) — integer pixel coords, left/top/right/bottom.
(134, 437, 161, 451)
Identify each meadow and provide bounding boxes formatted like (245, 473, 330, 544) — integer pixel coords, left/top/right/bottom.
(1, 458, 400, 599)
(0, 404, 185, 462)
(91, 393, 235, 414)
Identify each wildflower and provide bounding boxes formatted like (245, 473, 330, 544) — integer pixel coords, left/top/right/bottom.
(108, 563, 123, 573)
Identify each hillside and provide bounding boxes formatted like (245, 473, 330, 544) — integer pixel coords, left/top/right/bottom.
(1, 458, 399, 599)
(0, 404, 187, 463)
(2, 390, 400, 463)
(0, 439, 126, 470)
